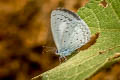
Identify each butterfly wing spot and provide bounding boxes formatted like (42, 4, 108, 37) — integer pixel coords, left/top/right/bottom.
(68, 18, 72, 21)
(60, 19, 63, 20)
(64, 16, 68, 18)
(63, 20, 66, 22)
(56, 30, 59, 31)
(80, 40, 82, 42)
(66, 23, 70, 24)
(86, 32, 89, 34)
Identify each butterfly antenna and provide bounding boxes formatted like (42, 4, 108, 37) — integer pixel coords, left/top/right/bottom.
(42, 46, 55, 49)
(42, 46, 56, 54)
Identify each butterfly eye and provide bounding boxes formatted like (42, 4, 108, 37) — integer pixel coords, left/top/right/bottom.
(56, 50, 58, 53)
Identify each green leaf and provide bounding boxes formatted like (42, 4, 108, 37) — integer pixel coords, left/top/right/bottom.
(32, 0, 120, 80)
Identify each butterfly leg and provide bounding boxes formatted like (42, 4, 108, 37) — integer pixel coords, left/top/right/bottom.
(59, 56, 67, 63)
(63, 56, 67, 61)
(59, 56, 62, 63)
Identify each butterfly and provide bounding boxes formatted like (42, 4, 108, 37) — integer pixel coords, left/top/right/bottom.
(51, 8, 91, 58)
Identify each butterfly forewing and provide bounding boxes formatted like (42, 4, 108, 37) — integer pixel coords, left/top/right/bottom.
(51, 9, 77, 50)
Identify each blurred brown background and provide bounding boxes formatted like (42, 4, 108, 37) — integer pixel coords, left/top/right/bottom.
(0, 0, 120, 80)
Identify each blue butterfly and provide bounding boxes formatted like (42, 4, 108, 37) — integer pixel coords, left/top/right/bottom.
(51, 8, 91, 58)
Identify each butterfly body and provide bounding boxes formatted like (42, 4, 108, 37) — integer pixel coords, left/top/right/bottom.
(51, 8, 91, 57)
(56, 49, 72, 57)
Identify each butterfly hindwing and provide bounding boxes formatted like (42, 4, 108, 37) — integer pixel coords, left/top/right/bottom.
(65, 20, 91, 52)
